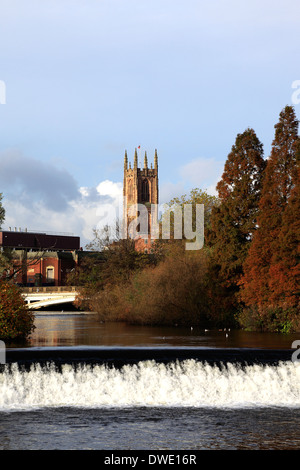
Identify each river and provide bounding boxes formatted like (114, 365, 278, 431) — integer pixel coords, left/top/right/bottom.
(15, 312, 300, 349)
(1, 311, 300, 451)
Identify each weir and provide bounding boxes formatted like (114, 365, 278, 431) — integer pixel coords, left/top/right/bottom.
(4, 347, 294, 370)
(1, 349, 300, 410)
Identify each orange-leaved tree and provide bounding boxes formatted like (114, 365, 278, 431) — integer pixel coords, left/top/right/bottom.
(239, 106, 299, 331)
(0, 281, 35, 341)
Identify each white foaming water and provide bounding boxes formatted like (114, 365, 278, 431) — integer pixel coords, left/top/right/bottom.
(1, 360, 300, 411)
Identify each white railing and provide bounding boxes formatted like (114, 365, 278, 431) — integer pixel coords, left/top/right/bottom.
(21, 286, 78, 294)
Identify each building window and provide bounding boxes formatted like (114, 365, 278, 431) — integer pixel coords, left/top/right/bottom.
(141, 179, 149, 202)
(46, 266, 55, 283)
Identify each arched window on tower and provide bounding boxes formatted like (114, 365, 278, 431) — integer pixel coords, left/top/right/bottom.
(141, 179, 149, 202)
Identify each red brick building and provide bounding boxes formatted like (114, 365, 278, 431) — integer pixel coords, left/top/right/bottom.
(0, 229, 81, 287)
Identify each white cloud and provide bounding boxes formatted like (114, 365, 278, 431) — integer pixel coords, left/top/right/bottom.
(79, 187, 89, 197)
(3, 182, 123, 249)
(0, 149, 123, 248)
(96, 180, 122, 199)
(70, 185, 123, 245)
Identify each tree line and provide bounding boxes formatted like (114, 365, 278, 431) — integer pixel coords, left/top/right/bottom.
(69, 105, 299, 333)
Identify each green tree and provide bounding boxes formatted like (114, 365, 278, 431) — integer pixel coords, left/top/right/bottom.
(207, 128, 266, 319)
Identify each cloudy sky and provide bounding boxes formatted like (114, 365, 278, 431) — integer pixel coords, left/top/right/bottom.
(0, 0, 299, 246)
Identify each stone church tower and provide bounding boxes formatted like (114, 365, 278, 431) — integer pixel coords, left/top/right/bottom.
(123, 148, 159, 251)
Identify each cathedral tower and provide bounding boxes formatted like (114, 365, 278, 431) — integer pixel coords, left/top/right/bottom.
(123, 148, 159, 250)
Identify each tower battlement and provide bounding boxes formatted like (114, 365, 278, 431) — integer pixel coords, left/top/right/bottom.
(124, 148, 158, 172)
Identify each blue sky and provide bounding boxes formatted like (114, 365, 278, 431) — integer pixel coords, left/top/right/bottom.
(0, 0, 299, 246)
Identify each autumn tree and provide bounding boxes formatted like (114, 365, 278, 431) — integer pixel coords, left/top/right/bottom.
(0, 281, 35, 341)
(122, 243, 212, 326)
(268, 163, 300, 327)
(207, 128, 266, 320)
(239, 106, 299, 331)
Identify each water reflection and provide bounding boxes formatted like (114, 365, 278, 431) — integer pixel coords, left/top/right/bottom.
(13, 312, 300, 349)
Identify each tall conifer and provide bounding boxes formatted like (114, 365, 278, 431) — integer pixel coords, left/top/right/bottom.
(240, 106, 299, 330)
(207, 128, 265, 319)
(268, 163, 300, 314)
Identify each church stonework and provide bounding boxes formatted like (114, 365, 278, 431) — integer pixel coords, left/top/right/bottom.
(123, 148, 159, 251)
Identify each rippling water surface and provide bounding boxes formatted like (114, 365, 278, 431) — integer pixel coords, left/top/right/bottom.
(1, 313, 300, 450)
(1, 406, 300, 450)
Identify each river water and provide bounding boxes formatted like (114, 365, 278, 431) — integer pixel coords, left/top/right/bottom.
(1, 312, 300, 451)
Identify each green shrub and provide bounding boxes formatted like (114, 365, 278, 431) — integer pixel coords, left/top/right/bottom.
(237, 304, 300, 333)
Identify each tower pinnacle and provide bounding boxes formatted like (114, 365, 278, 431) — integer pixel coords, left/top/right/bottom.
(154, 149, 158, 169)
(144, 151, 148, 169)
(134, 148, 138, 169)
